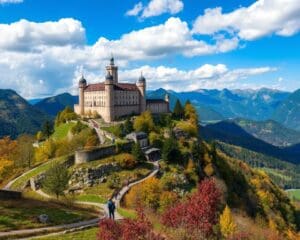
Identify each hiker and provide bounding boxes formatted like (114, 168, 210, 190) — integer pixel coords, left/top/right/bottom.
(107, 198, 116, 220)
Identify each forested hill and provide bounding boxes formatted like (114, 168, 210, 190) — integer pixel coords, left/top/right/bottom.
(0, 89, 49, 138)
(200, 121, 300, 164)
(34, 92, 78, 116)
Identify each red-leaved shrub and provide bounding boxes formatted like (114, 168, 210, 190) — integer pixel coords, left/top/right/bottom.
(161, 178, 221, 237)
(97, 218, 121, 240)
(97, 207, 164, 240)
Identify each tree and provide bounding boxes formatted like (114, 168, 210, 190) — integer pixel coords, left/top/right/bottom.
(118, 153, 137, 169)
(42, 120, 54, 139)
(124, 117, 133, 134)
(42, 163, 70, 199)
(162, 178, 221, 237)
(133, 111, 154, 133)
(220, 205, 237, 238)
(184, 103, 199, 130)
(173, 99, 184, 119)
(55, 106, 77, 127)
(14, 135, 34, 168)
(36, 131, 44, 142)
(34, 139, 57, 163)
(85, 133, 100, 149)
(131, 142, 146, 163)
(149, 131, 163, 148)
(162, 137, 181, 164)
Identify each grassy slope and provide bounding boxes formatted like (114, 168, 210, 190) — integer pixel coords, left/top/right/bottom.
(10, 155, 71, 190)
(51, 122, 76, 140)
(35, 227, 98, 240)
(0, 199, 96, 232)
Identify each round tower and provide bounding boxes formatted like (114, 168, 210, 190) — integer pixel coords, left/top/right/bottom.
(78, 75, 87, 115)
(104, 73, 114, 122)
(165, 94, 170, 112)
(136, 73, 146, 113)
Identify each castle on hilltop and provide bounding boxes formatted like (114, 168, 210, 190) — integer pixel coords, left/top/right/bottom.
(74, 57, 170, 122)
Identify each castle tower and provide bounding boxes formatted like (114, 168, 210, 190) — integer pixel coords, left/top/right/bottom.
(104, 73, 114, 122)
(78, 75, 87, 115)
(137, 73, 146, 113)
(105, 57, 118, 84)
(165, 94, 170, 112)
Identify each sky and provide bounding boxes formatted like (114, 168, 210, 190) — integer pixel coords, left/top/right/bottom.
(0, 0, 299, 98)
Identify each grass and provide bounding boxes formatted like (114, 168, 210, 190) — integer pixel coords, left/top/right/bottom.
(52, 122, 77, 140)
(10, 155, 71, 191)
(117, 207, 137, 219)
(101, 124, 120, 135)
(287, 189, 300, 201)
(0, 199, 97, 232)
(34, 227, 98, 240)
(75, 194, 106, 204)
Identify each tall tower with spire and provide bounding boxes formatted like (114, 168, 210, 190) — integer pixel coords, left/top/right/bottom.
(136, 72, 146, 113)
(105, 56, 118, 84)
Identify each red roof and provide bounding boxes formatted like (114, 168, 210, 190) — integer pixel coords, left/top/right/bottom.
(84, 82, 138, 92)
(114, 83, 138, 91)
(84, 83, 105, 92)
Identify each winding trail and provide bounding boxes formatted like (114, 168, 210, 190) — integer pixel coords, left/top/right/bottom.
(0, 161, 160, 239)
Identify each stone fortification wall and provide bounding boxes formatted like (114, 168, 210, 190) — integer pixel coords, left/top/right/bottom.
(75, 141, 133, 164)
(0, 190, 22, 200)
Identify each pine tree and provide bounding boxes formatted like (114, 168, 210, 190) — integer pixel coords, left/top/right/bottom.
(173, 100, 184, 119)
(220, 205, 237, 238)
(162, 137, 181, 164)
(131, 143, 146, 163)
(124, 117, 133, 134)
(42, 120, 53, 139)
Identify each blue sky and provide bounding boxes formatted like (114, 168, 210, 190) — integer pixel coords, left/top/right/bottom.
(0, 0, 299, 98)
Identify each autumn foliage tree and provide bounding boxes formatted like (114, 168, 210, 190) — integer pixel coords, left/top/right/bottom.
(162, 178, 221, 238)
(220, 205, 237, 238)
(0, 137, 17, 182)
(133, 111, 154, 134)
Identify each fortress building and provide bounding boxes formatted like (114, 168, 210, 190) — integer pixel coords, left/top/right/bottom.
(74, 57, 170, 122)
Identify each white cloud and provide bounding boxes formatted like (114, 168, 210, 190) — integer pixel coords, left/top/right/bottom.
(126, 2, 143, 16)
(192, 0, 300, 40)
(0, 17, 240, 98)
(92, 17, 238, 60)
(0, 0, 23, 4)
(0, 18, 85, 51)
(127, 0, 183, 19)
(119, 65, 276, 91)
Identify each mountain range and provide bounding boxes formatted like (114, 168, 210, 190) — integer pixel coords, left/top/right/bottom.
(148, 87, 300, 131)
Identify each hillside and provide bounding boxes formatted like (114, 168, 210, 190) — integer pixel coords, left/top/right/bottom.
(34, 92, 78, 116)
(200, 121, 300, 164)
(216, 141, 300, 189)
(0, 89, 49, 138)
(234, 118, 300, 147)
(272, 89, 300, 131)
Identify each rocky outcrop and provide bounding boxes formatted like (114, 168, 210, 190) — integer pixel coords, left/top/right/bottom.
(69, 163, 120, 189)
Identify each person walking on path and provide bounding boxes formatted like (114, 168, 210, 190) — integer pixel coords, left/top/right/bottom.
(107, 198, 116, 220)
